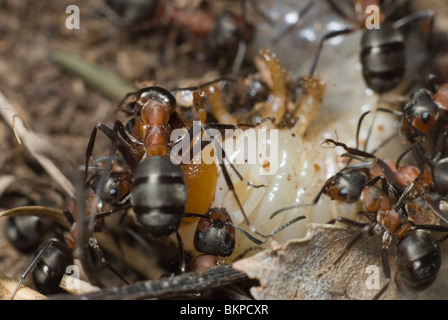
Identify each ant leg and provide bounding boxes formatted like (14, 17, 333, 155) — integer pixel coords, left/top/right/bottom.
(231, 246, 263, 261)
(269, 187, 325, 219)
(271, 0, 316, 46)
(422, 194, 448, 224)
(392, 10, 435, 30)
(85, 122, 140, 181)
(175, 231, 186, 274)
(10, 239, 71, 300)
(218, 141, 265, 189)
(308, 29, 354, 78)
(324, 138, 400, 189)
(355, 111, 372, 151)
(91, 197, 132, 221)
(87, 236, 130, 285)
(326, 217, 372, 266)
(394, 138, 426, 170)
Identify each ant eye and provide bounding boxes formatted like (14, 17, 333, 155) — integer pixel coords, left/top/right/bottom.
(421, 112, 431, 124)
(339, 188, 348, 198)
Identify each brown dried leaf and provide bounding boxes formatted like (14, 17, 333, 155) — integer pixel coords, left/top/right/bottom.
(233, 223, 416, 300)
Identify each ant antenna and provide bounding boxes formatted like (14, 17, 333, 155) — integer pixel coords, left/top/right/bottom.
(308, 29, 354, 78)
(271, 0, 316, 45)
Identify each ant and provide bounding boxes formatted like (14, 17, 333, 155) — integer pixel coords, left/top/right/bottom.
(268, 136, 417, 221)
(99, 0, 255, 71)
(8, 164, 133, 299)
(84, 83, 285, 273)
(2, 191, 61, 255)
(271, 133, 447, 298)
(328, 180, 448, 299)
(325, 0, 434, 93)
(354, 74, 448, 172)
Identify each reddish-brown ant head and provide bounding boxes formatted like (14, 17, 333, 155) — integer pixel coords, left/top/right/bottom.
(135, 86, 176, 126)
(323, 168, 367, 203)
(194, 208, 236, 257)
(403, 89, 439, 134)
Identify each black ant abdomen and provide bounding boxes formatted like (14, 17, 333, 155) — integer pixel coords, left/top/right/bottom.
(5, 216, 55, 254)
(396, 229, 441, 291)
(131, 155, 187, 238)
(360, 24, 406, 93)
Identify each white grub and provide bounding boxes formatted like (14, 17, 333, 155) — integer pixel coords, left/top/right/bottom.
(195, 20, 407, 260)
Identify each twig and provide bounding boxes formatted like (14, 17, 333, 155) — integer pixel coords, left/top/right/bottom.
(50, 264, 249, 300)
(0, 272, 47, 300)
(0, 90, 75, 197)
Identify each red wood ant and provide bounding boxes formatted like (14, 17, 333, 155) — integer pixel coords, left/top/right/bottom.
(84, 83, 289, 273)
(100, 0, 254, 71)
(270, 133, 448, 298)
(8, 170, 133, 299)
(328, 182, 448, 299)
(325, 0, 434, 93)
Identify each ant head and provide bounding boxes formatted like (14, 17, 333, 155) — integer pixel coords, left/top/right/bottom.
(90, 171, 131, 204)
(135, 86, 177, 124)
(193, 208, 236, 257)
(323, 168, 367, 203)
(403, 89, 439, 134)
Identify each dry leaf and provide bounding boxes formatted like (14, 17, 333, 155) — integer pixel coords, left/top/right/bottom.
(233, 223, 424, 300)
